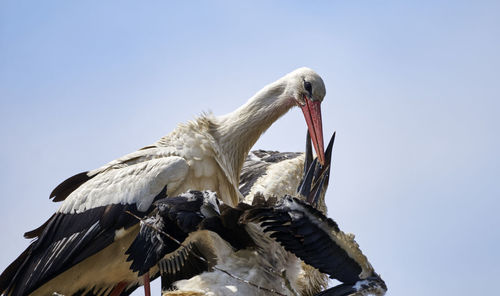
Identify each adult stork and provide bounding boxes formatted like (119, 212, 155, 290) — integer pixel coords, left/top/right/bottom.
(0, 67, 327, 296)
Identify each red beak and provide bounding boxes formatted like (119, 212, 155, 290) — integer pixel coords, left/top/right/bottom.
(300, 97, 325, 166)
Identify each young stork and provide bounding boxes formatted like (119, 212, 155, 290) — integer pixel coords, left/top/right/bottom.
(159, 135, 334, 296)
(126, 192, 387, 296)
(236, 132, 335, 295)
(0, 67, 327, 296)
(240, 131, 334, 212)
(123, 133, 335, 296)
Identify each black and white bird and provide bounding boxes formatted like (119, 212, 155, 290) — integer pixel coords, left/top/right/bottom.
(158, 134, 336, 296)
(125, 133, 386, 296)
(240, 131, 334, 212)
(126, 190, 222, 281)
(115, 133, 332, 295)
(0, 67, 327, 296)
(126, 193, 386, 296)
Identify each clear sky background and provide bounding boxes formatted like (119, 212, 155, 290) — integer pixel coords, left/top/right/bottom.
(1, 1, 499, 295)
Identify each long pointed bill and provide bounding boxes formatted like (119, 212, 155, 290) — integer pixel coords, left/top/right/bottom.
(298, 132, 335, 206)
(300, 97, 325, 165)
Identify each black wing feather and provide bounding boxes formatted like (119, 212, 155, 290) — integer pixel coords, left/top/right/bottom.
(50, 171, 94, 202)
(242, 197, 363, 284)
(1, 186, 166, 296)
(159, 241, 213, 291)
(0, 245, 32, 292)
(125, 214, 186, 276)
(125, 192, 207, 276)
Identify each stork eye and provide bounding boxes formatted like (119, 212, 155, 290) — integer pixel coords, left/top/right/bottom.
(304, 81, 312, 94)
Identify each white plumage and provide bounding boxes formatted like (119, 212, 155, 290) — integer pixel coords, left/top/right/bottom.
(124, 134, 386, 296)
(0, 67, 327, 296)
(163, 141, 332, 296)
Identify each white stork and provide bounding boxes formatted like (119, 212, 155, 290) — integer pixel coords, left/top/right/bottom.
(128, 134, 386, 296)
(149, 134, 334, 296)
(125, 134, 386, 296)
(0, 67, 327, 296)
(125, 191, 387, 296)
(114, 134, 332, 295)
(240, 131, 333, 212)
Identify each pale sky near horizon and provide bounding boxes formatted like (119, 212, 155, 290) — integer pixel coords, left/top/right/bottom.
(1, 1, 499, 295)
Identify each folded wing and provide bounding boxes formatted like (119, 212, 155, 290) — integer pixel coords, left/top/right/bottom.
(0, 153, 189, 296)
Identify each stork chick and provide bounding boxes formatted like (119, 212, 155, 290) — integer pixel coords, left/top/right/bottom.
(126, 194, 387, 296)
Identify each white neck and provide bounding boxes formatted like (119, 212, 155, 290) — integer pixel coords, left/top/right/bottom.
(213, 79, 296, 183)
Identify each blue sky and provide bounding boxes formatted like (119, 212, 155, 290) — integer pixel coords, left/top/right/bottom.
(1, 1, 499, 295)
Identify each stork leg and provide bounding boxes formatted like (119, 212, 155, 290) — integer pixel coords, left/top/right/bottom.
(109, 282, 127, 296)
(143, 273, 151, 296)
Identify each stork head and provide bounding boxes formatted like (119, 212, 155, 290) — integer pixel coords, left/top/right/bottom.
(283, 67, 326, 165)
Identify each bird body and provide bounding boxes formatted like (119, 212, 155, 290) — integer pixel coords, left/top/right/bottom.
(240, 150, 305, 204)
(127, 192, 386, 296)
(126, 194, 318, 296)
(0, 67, 327, 296)
(29, 228, 141, 295)
(141, 134, 335, 296)
(171, 231, 304, 296)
